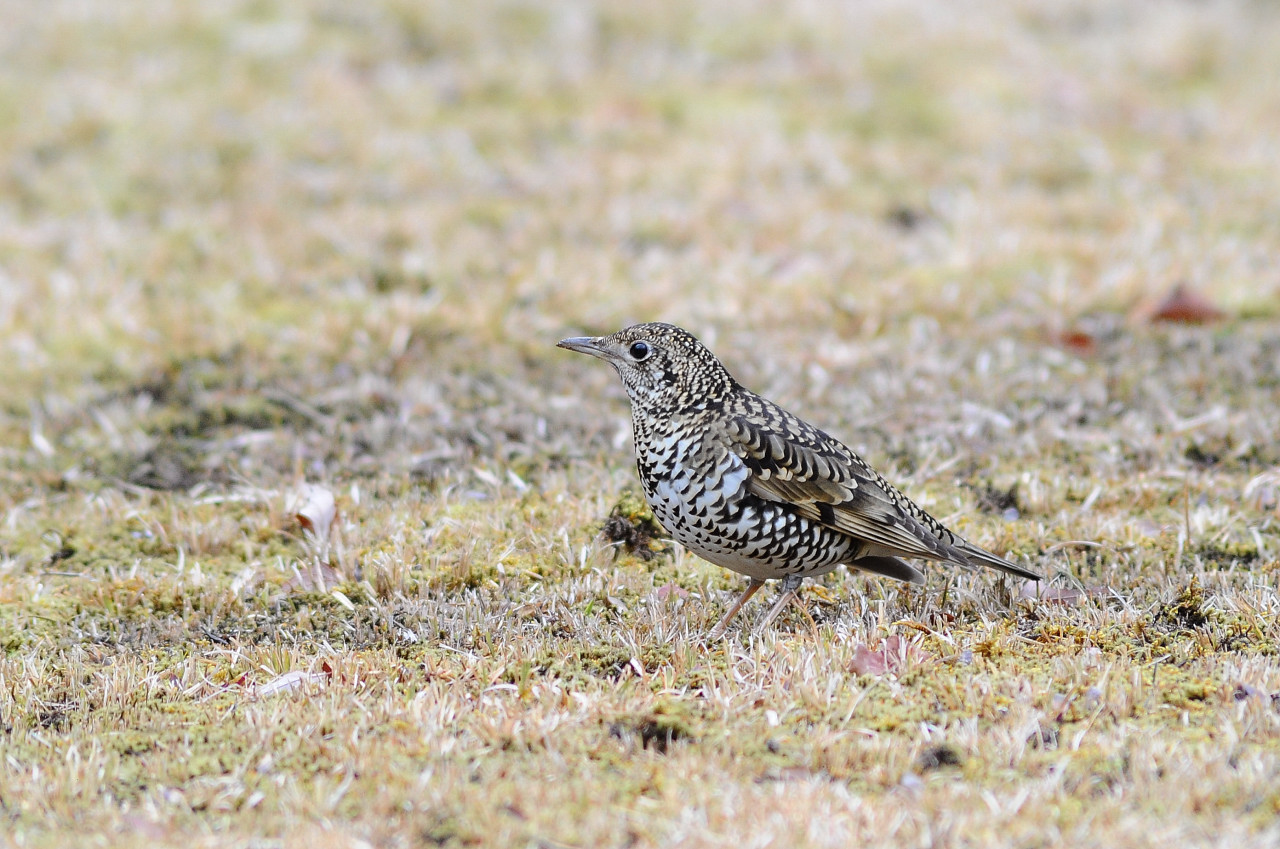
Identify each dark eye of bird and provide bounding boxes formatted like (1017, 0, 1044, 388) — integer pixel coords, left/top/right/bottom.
(629, 341, 650, 361)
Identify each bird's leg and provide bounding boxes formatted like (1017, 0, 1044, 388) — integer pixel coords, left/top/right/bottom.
(755, 574, 805, 635)
(707, 578, 766, 640)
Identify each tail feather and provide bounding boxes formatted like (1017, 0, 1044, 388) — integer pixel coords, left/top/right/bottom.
(957, 542, 1040, 581)
(850, 555, 926, 585)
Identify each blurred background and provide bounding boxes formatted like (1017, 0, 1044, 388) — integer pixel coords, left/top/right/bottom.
(3, 0, 1278, 398)
(4, 7, 1280, 843)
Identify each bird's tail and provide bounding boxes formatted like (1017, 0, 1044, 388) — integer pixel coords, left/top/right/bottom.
(850, 555, 927, 585)
(957, 542, 1040, 581)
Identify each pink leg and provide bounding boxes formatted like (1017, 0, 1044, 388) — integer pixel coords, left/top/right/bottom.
(707, 579, 766, 640)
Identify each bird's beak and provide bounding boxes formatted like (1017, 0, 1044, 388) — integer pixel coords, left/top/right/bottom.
(557, 336, 609, 359)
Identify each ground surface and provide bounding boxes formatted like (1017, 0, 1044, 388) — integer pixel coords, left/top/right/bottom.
(2, 1, 1280, 847)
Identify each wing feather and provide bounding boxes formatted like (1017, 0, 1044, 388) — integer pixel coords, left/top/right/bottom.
(717, 405, 957, 563)
(694, 390, 1038, 580)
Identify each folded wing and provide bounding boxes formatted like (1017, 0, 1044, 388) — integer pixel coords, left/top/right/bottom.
(712, 400, 1038, 581)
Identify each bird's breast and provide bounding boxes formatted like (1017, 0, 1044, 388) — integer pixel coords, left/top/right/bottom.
(641, 432, 752, 534)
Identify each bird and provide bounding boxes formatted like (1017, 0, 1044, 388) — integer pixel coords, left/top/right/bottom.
(558, 322, 1039, 639)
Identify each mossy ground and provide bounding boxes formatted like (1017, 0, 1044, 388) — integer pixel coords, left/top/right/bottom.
(3, 1, 1280, 847)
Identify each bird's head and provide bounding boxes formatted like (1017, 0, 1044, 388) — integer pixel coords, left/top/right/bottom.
(557, 322, 736, 414)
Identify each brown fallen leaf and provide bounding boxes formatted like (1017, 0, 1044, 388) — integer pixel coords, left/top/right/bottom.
(655, 582, 689, 601)
(848, 636, 928, 676)
(1048, 327, 1098, 357)
(1148, 283, 1226, 325)
(849, 644, 889, 675)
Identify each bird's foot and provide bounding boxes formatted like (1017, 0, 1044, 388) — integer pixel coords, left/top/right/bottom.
(706, 578, 765, 640)
(755, 575, 805, 635)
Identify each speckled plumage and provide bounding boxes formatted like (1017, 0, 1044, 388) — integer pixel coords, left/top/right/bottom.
(559, 322, 1039, 637)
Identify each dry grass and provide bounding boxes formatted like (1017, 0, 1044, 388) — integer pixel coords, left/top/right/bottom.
(2, 0, 1280, 846)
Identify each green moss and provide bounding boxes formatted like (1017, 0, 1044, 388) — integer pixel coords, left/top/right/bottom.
(1158, 578, 1211, 632)
(1196, 540, 1260, 567)
(600, 490, 672, 562)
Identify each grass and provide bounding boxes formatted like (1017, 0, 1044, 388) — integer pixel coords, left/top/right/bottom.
(2, 0, 1280, 846)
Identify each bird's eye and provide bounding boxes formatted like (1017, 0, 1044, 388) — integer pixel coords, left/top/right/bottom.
(628, 341, 651, 361)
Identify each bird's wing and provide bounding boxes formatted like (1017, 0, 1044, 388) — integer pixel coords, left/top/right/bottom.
(713, 404, 955, 563)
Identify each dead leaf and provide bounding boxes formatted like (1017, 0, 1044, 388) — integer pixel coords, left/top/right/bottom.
(1148, 283, 1226, 325)
(849, 644, 889, 675)
(848, 636, 928, 676)
(292, 484, 337, 538)
(1048, 327, 1098, 356)
(655, 582, 689, 601)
